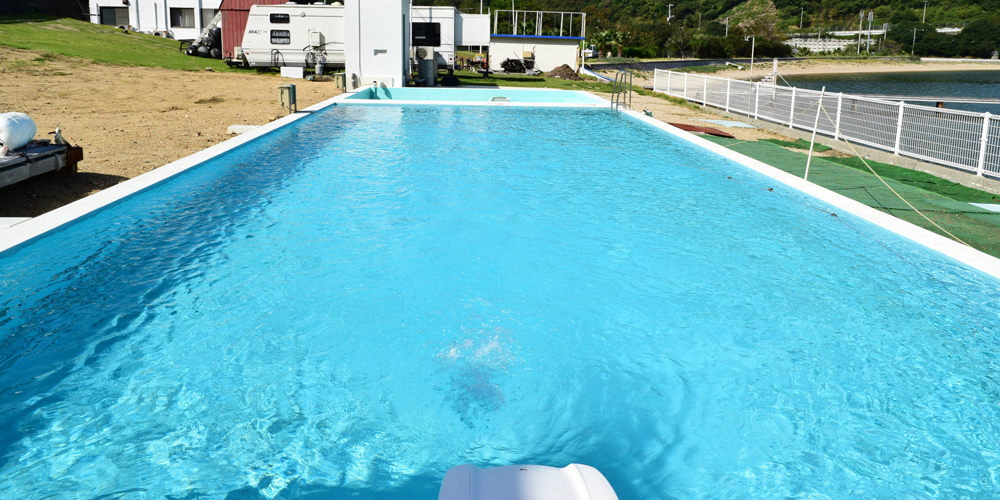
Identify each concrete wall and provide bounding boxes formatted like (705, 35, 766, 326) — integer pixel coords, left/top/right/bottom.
(489, 36, 581, 72)
(89, 0, 222, 40)
(345, 0, 408, 89)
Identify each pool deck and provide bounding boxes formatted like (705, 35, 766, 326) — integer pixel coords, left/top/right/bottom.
(2, 86, 999, 281)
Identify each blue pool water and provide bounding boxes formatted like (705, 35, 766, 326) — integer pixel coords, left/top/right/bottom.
(2, 105, 1000, 499)
(345, 87, 603, 103)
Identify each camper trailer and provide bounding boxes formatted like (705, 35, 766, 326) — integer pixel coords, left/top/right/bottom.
(239, 4, 346, 69)
(410, 7, 489, 71)
(237, 1, 486, 88)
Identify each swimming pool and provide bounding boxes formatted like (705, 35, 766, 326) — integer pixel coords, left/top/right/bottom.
(1, 102, 999, 499)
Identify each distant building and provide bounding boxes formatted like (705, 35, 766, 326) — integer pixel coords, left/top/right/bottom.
(87, 0, 222, 41)
(784, 37, 856, 53)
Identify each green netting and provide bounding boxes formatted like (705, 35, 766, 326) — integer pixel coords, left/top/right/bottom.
(703, 136, 1000, 258)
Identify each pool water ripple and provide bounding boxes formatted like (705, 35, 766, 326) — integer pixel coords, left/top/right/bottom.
(1, 106, 999, 499)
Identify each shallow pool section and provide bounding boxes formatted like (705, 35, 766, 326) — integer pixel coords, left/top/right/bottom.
(345, 86, 604, 103)
(2, 106, 1000, 500)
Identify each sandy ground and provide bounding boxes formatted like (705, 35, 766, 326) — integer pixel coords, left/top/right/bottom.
(0, 47, 342, 217)
(604, 58, 1000, 88)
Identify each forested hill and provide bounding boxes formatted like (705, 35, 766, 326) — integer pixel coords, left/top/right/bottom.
(414, 0, 996, 32)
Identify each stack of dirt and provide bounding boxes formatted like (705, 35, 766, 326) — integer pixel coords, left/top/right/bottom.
(546, 64, 581, 80)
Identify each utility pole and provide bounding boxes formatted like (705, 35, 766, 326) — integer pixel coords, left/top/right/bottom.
(725, 17, 729, 36)
(667, 4, 674, 23)
(866, 11, 873, 52)
(923, 1, 928, 23)
(857, 10, 863, 54)
(746, 35, 755, 82)
(913, 27, 918, 53)
(800, 7, 803, 28)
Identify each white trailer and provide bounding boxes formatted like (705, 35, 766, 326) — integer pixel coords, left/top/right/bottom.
(240, 4, 346, 69)
(410, 7, 490, 70)
(411, 7, 455, 69)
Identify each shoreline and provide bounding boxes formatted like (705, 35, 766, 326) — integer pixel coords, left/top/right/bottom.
(707, 59, 1000, 80)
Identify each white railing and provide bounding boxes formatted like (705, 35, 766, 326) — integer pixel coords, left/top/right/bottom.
(652, 69, 1000, 179)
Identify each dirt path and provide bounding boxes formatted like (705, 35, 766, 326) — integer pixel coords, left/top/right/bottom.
(0, 47, 342, 217)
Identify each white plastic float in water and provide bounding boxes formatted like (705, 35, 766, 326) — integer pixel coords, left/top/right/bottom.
(438, 464, 619, 500)
(0, 112, 37, 151)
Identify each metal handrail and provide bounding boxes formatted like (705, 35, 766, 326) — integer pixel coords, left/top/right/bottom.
(611, 70, 633, 111)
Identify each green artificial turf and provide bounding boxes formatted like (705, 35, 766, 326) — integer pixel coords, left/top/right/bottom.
(761, 138, 832, 152)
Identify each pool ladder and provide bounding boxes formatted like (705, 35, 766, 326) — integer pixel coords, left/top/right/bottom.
(611, 70, 633, 111)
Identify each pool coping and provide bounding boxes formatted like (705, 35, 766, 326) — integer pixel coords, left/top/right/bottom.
(2, 88, 999, 282)
(337, 86, 606, 107)
(0, 92, 347, 255)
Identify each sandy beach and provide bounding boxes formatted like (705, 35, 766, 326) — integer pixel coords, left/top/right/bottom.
(604, 58, 1000, 88)
(714, 58, 1000, 80)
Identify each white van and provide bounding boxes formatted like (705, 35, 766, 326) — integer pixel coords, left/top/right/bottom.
(240, 4, 345, 69)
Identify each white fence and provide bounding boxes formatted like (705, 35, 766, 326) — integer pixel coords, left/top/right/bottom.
(652, 69, 1000, 179)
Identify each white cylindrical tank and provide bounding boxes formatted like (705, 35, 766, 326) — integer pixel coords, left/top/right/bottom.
(0, 112, 37, 151)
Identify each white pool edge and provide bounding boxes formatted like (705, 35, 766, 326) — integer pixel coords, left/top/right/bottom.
(3, 89, 999, 283)
(616, 106, 1000, 280)
(0, 93, 346, 254)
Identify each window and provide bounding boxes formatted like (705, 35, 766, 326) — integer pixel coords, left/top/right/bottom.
(201, 9, 219, 26)
(270, 30, 291, 44)
(411, 22, 441, 47)
(170, 8, 195, 28)
(270, 13, 290, 24)
(99, 7, 129, 27)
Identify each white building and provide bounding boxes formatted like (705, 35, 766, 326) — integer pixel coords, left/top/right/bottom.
(88, 0, 222, 40)
(784, 37, 856, 53)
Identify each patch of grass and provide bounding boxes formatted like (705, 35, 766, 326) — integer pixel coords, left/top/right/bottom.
(452, 70, 613, 91)
(822, 156, 1000, 203)
(761, 138, 832, 152)
(0, 14, 233, 71)
(672, 64, 734, 74)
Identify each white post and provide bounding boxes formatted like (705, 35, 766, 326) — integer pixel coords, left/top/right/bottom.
(789, 87, 797, 128)
(683, 73, 688, 99)
(666, 71, 672, 95)
(834, 93, 843, 140)
(725, 78, 731, 112)
(703, 76, 708, 105)
(805, 87, 826, 181)
(978, 112, 991, 176)
(893, 100, 905, 155)
(754, 83, 760, 119)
